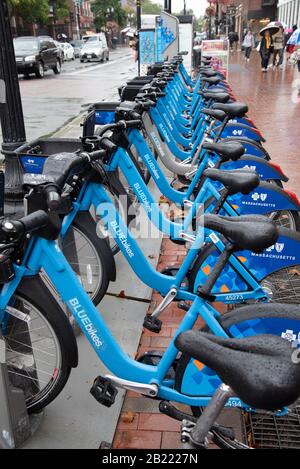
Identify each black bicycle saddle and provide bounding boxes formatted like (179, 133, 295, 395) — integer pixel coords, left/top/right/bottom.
(201, 70, 219, 78)
(202, 76, 222, 86)
(201, 109, 227, 122)
(203, 213, 278, 253)
(202, 141, 245, 161)
(213, 102, 248, 119)
(175, 331, 300, 411)
(199, 91, 230, 104)
(203, 168, 260, 195)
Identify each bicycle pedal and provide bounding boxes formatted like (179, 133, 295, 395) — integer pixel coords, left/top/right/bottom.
(90, 376, 118, 408)
(178, 301, 190, 312)
(161, 267, 179, 277)
(138, 352, 176, 380)
(143, 315, 162, 333)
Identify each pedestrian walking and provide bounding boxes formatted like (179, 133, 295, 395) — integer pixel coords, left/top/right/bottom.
(242, 30, 255, 61)
(228, 31, 235, 51)
(260, 30, 273, 72)
(272, 26, 285, 68)
(287, 25, 299, 63)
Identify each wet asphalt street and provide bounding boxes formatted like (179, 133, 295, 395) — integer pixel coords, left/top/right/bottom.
(0, 47, 135, 144)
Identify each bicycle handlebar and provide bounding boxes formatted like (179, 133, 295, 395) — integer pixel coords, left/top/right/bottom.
(0, 210, 51, 241)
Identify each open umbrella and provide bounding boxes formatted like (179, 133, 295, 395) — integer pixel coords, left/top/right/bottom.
(259, 24, 280, 36)
(287, 28, 300, 45)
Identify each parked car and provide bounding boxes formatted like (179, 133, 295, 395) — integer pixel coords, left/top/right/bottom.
(70, 40, 84, 58)
(80, 33, 109, 63)
(54, 40, 65, 62)
(14, 36, 62, 78)
(60, 43, 75, 61)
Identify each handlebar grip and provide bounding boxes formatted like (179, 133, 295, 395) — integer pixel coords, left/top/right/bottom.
(19, 210, 50, 234)
(45, 185, 61, 210)
(100, 138, 117, 153)
(128, 111, 142, 120)
(125, 120, 142, 129)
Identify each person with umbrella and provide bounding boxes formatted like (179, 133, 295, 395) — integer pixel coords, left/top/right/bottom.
(287, 26, 300, 71)
(260, 30, 273, 72)
(272, 26, 285, 68)
(259, 24, 280, 72)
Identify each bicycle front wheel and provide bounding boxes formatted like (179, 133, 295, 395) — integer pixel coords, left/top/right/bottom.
(62, 212, 111, 305)
(3, 276, 77, 414)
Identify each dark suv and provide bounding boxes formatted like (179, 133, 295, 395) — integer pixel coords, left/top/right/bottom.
(13, 36, 62, 78)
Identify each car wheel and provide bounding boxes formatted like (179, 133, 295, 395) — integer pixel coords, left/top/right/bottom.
(80, 59, 84, 63)
(53, 59, 61, 75)
(35, 62, 45, 79)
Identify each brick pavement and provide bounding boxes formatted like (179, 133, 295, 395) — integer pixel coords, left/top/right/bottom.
(112, 51, 300, 449)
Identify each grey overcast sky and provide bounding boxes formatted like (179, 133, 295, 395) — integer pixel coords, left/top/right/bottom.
(155, 0, 208, 17)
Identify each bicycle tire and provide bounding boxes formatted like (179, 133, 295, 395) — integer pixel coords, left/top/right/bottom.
(64, 211, 113, 305)
(4, 276, 77, 414)
(176, 303, 300, 449)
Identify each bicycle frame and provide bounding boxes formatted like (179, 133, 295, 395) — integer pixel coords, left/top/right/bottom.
(0, 234, 250, 408)
(61, 181, 268, 305)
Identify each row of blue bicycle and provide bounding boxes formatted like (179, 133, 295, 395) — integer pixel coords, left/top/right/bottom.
(2, 52, 300, 449)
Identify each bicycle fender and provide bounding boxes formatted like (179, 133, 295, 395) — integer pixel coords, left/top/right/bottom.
(17, 275, 79, 368)
(227, 181, 300, 215)
(216, 123, 265, 143)
(220, 156, 288, 182)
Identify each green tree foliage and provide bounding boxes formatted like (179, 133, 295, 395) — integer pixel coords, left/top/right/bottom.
(9, 0, 50, 24)
(56, 0, 69, 20)
(142, 0, 162, 15)
(92, 0, 127, 31)
(9, 0, 69, 24)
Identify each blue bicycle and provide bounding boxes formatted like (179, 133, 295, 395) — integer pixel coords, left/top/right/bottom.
(2, 150, 300, 443)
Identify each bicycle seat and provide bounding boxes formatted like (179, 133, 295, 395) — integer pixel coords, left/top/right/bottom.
(212, 102, 248, 119)
(201, 109, 227, 122)
(202, 141, 245, 162)
(202, 76, 222, 86)
(199, 91, 230, 103)
(201, 70, 218, 78)
(203, 168, 260, 195)
(204, 213, 278, 252)
(175, 331, 300, 411)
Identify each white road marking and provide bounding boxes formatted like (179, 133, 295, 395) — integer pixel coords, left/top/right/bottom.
(64, 55, 132, 76)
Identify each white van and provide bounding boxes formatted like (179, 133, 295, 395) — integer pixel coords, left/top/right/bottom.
(80, 33, 109, 62)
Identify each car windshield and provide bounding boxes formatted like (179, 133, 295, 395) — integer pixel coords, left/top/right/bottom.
(71, 41, 83, 47)
(84, 36, 98, 42)
(14, 38, 39, 53)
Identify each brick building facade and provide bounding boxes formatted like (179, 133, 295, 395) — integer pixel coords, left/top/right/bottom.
(229, 1, 278, 39)
(11, 0, 95, 40)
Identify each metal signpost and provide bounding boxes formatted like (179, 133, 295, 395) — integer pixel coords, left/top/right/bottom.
(0, 0, 26, 206)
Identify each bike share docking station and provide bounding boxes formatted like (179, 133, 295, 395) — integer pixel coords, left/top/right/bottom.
(0, 172, 43, 449)
(0, 305, 44, 450)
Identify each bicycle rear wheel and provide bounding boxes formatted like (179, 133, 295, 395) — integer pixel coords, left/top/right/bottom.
(176, 303, 300, 449)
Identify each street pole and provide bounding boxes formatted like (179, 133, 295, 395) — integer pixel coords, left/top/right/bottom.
(76, 3, 81, 39)
(215, 2, 219, 36)
(136, 0, 141, 76)
(164, 0, 171, 14)
(0, 0, 26, 202)
(183, 0, 186, 15)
